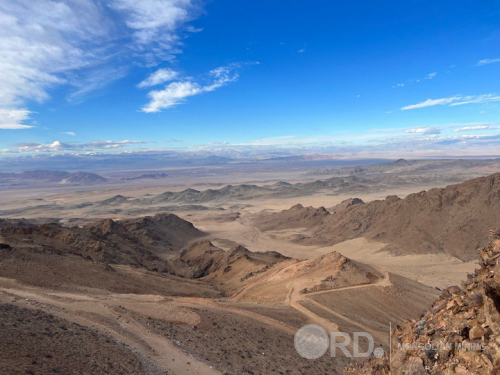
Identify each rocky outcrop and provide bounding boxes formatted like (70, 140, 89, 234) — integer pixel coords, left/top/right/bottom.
(329, 197, 365, 214)
(343, 231, 500, 374)
(167, 240, 289, 280)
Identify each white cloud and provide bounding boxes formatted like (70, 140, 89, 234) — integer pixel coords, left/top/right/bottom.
(0, 109, 34, 129)
(449, 94, 500, 107)
(138, 68, 179, 88)
(85, 140, 149, 149)
(402, 97, 461, 110)
(402, 94, 500, 110)
(453, 125, 495, 132)
(0, 0, 202, 128)
(0, 0, 111, 128)
(190, 141, 230, 149)
(405, 127, 442, 135)
(477, 58, 500, 66)
(15, 140, 74, 153)
(141, 64, 240, 113)
(68, 66, 129, 101)
(5, 139, 149, 153)
(109, 0, 200, 65)
(426, 72, 437, 79)
(62, 132, 76, 136)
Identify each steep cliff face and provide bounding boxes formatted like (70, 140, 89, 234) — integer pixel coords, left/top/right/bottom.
(344, 230, 500, 375)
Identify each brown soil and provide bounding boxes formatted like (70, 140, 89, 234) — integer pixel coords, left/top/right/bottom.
(132, 306, 352, 374)
(0, 304, 143, 375)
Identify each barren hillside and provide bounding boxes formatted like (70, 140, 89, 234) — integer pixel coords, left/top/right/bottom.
(255, 173, 500, 260)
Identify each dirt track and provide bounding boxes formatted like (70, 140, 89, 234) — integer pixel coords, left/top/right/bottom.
(0, 280, 220, 375)
(0, 258, 394, 375)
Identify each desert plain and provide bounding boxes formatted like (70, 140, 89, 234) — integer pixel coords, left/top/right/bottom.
(1, 157, 499, 374)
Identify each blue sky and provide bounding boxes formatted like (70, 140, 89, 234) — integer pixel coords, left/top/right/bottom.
(1, 0, 500, 157)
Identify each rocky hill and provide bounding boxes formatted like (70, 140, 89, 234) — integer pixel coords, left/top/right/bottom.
(255, 203, 330, 231)
(166, 240, 290, 293)
(138, 177, 379, 206)
(0, 214, 222, 296)
(0, 213, 204, 270)
(64, 171, 108, 183)
(344, 231, 500, 374)
(255, 173, 500, 261)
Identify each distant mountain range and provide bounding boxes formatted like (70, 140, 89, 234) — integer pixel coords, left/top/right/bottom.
(263, 154, 343, 162)
(0, 170, 107, 184)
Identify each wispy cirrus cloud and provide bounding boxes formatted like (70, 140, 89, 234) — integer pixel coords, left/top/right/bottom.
(0, 0, 204, 129)
(449, 94, 500, 107)
(477, 58, 500, 66)
(401, 97, 461, 110)
(109, 0, 202, 66)
(141, 64, 242, 113)
(0, 0, 115, 128)
(402, 94, 500, 110)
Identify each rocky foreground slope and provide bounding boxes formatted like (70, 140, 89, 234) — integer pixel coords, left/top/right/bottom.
(255, 173, 500, 261)
(344, 231, 500, 375)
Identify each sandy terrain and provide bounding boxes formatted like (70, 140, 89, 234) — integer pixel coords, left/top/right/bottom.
(1, 159, 497, 374)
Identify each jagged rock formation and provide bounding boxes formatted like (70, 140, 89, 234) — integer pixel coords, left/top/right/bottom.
(255, 173, 500, 260)
(329, 197, 365, 214)
(344, 231, 500, 374)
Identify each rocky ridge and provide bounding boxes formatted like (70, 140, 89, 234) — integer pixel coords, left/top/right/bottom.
(344, 230, 500, 374)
